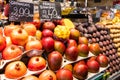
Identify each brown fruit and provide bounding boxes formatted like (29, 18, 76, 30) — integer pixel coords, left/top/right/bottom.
(48, 51, 62, 71)
(78, 37, 88, 45)
(56, 69, 73, 80)
(89, 43, 101, 56)
(87, 60, 100, 73)
(78, 44, 89, 57)
(65, 46, 78, 61)
(70, 28, 81, 40)
(73, 62, 88, 79)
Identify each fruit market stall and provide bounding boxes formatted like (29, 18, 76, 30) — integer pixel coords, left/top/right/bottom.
(0, 0, 120, 80)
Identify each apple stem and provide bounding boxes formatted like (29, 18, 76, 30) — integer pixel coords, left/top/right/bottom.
(30, 37, 36, 41)
(48, 75, 53, 80)
(18, 29, 22, 34)
(15, 63, 20, 70)
(10, 22, 14, 25)
(11, 46, 15, 50)
(36, 58, 39, 61)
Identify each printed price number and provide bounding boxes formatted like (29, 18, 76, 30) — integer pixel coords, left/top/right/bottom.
(11, 7, 30, 17)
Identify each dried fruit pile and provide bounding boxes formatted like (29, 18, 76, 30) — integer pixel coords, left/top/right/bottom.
(105, 24, 120, 56)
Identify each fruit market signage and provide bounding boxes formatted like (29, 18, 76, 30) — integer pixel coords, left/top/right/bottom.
(9, 1, 34, 22)
(39, 1, 61, 21)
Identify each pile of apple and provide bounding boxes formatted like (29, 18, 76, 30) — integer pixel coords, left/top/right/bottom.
(0, 16, 109, 80)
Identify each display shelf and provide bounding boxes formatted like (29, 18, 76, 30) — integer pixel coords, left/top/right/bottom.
(62, 13, 88, 18)
(107, 70, 120, 80)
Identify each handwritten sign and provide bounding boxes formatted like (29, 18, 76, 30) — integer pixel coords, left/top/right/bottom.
(39, 1, 61, 21)
(9, 1, 34, 22)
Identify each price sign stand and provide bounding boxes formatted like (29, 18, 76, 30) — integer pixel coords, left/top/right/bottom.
(9, 1, 34, 22)
(39, 1, 61, 21)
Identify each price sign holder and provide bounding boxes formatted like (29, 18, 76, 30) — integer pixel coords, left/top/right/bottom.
(9, 1, 34, 22)
(39, 1, 61, 21)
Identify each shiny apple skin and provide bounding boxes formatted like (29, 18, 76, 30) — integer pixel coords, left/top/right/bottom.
(56, 69, 73, 80)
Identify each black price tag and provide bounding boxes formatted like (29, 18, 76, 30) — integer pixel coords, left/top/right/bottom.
(9, 1, 34, 22)
(39, 1, 61, 21)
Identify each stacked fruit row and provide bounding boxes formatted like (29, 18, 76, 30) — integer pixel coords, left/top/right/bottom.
(75, 22, 119, 76)
(0, 16, 109, 80)
(105, 23, 120, 56)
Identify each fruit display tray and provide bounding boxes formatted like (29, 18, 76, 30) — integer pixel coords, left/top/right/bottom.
(0, 49, 44, 69)
(61, 51, 95, 68)
(107, 70, 120, 80)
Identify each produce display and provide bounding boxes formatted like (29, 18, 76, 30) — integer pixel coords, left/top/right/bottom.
(0, 1, 120, 79)
(0, 12, 109, 80)
(75, 14, 120, 78)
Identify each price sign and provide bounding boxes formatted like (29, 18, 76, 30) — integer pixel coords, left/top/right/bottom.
(9, 1, 34, 22)
(39, 1, 61, 21)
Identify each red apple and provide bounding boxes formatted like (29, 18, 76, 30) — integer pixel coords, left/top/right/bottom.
(54, 40, 66, 54)
(78, 37, 88, 45)
(96, 54, 109, 67)
(89, 43, 101, 56)
(5, 61, 27, 79)
(42, 37, 54, 53)
(10, 28, 28, 46)
(87, 60, 100, 73)
(30, 18, 41, 29)
(65, 46, 78, 61)
(70, 28, 81, 40)
(56, 69, 73, 80)
(42, 21, 55, 31)
(2, 44, 22, 60)
(0, 35, 6, 51)
(77, 44, 89, 57)
(28, 56, 46, 71)
(42, 29, 53, 37)
(25, 37, 42, 51)
(77, 60, 86, 65)
(73, 62, 88, 79)
(48, 51, 62, 71)
(39, 70, 56, 80)
(67, 39, 77, 47)
(23, 23, 37, 36)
